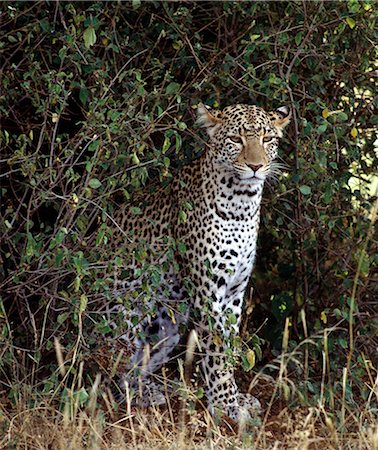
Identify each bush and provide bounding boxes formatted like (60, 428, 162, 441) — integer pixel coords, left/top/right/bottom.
(0, 0, 377, 417)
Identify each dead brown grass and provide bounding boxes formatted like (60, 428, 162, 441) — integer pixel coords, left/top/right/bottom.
(2, 313, 377, 450)
(1, 377, 377, 450)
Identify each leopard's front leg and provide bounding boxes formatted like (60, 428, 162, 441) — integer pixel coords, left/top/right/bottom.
(193, 290, 261, 423)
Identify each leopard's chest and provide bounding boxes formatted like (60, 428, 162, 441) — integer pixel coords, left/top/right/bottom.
(179, 201, 261, 288)
(206, 208, 259, 272)
(175, 163, 264, 293)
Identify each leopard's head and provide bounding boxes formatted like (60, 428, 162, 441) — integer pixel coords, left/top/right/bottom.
(197, 103, 291, 183)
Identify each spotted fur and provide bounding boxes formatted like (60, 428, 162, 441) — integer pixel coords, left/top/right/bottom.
(110, 103, 290, 423)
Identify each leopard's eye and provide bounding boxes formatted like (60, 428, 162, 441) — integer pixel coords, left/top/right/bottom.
(229, 135, 243, 145)
(263, 135, 274, 144)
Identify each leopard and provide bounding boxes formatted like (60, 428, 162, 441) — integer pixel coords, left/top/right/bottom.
(107, 102, 291, 424)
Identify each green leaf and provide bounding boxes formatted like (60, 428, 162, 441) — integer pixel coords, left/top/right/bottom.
(96, 320, 112, 334)
(40, 19, 51, 32)
(178, 210, 187, 224)
(57, 312, 70, 325)
(336, 112, 348, 122)
(290, 73, 298, 85)
(295, 31, 302, 46)
(83, 27, 97, 49)
(317, 123, 328, 134)
(195, 387, 205, 399)
(175, 133, 182, 152)
(79, 87, 89, 105)
(49, 227, 68, 249)
(227, 313, 237, 325)
(178, 302, 187, 314)
(80, 294, 88, 313)
(55, 249, 66, 266)
(131, 153, 140, 165)
(322, 183, 333, 204)
(96, 226, 106, 245)
(178, 242, 187, 256)
(299, 185, 311, 195)
(151, 269, 161, 286)
(131, 207, 142, 215)
(26, 233, 39, 258)
(165, 82, 180, 95)
(88, 140, 100, 152)
(162, 136, 170, 153)
(242, 349, 256, 371)
(182, 201, 193, 210)
(76, 387, 89, 405)
(346, 17, 356, 29)
(89, 178, 102, 189)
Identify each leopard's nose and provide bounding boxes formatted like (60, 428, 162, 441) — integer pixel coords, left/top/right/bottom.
(247, 163, 263, 172)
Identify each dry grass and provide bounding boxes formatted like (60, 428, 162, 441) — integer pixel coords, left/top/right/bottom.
(1, 391, 377, 450)
(2, 289, 377, 449)
(1, 355, 377, 450)
(2, 308, 378, 449)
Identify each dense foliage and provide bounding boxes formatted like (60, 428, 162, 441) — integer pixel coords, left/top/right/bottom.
(1, 0, 377, 419)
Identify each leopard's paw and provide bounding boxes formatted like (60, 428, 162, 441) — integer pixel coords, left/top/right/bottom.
(220, 393, 261, 426)
(238, 392, 261, 413)
(120, 378, 168, 408)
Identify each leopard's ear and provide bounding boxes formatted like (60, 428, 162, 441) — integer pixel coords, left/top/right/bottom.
(269, 106, 291, 136)
(197, 103, 223, 138)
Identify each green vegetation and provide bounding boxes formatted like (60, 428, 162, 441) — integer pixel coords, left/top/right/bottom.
(0, 1, 377, 448)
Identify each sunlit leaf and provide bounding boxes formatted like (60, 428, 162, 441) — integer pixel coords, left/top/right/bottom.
(83, 26, 96, 48)
(346, 17, 356, 29)
(247, 349, 256, 368)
